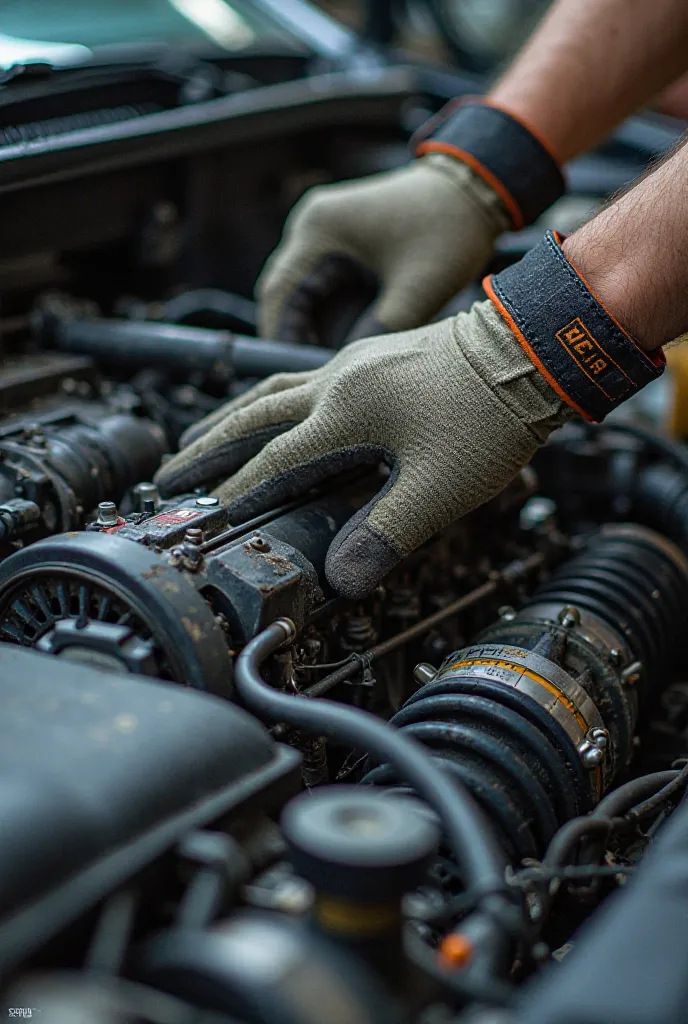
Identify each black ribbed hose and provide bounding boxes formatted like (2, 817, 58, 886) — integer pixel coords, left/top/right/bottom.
(365, 527, 688, 863)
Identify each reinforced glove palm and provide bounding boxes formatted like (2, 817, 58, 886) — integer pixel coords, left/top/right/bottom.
(155, 300, 570, 599)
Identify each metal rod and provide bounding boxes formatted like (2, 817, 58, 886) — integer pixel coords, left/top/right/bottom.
(199, 497, 305, 553)
(303, 551, 545, 698)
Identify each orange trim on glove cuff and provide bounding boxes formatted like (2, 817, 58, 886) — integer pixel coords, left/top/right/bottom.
(416, 139, 525, 231)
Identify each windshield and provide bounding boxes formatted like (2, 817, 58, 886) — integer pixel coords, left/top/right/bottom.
(0, 0, 301, 67)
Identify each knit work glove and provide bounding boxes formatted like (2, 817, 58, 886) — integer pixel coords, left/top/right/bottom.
(256, 155, 510, 342)
(155, 299, 570, 599)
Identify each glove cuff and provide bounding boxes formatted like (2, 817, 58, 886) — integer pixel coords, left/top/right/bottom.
(413, 99, 565, 230)
(484, 230, 665, 423)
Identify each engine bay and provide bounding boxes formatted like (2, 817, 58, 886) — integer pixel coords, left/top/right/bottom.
(1, 38, 688, 1024)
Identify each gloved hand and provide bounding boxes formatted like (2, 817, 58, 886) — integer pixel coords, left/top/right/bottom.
(155, 297, 569, 598)
(256, 154, 510, 342)
(156, 232, 662, 599)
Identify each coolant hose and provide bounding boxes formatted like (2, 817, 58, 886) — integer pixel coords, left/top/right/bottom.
(234, 618, 522, 974)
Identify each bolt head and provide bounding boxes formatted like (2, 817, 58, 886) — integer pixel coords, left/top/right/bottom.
(582, 747, 604, 768)
(558, 605, 581, 628)
(195, 496, 220, 507)
(589, 727, 609, 750)
(97, 501, 118, 526)
(413, 662, 437, 685)
(248, 534, 270, 552)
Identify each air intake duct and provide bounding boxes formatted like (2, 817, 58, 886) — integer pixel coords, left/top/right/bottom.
(364, 526, 688, 863)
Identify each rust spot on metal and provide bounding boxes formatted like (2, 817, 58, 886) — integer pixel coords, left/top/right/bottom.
(142, 563, 167, 580)
(182, 616, 206, 642)
(245, 549, 293, 577)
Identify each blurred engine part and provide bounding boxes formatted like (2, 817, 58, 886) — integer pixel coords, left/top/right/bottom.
(514, 790, 688, 1024)
(43, 313, 333, 384)
(0, 645, 299, 979)
(0, 404, 167, 543)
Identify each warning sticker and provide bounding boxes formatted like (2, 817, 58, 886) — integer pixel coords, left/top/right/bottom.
(147, 508, 203, 527)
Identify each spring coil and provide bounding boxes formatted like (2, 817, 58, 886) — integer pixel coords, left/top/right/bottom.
(364, 526, 688, 864)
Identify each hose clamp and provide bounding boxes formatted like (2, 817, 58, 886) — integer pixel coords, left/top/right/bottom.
(442, 643, 607, 796)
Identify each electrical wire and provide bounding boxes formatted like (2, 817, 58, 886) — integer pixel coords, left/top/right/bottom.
(592, 770, 680, 820)
(624, 762, 688, 821)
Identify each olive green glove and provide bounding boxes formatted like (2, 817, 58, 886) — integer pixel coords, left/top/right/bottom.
(155, 299, 571, 599)
(256, 155, 510, 342)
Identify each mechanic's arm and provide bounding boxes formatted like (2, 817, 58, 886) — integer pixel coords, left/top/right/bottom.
(490, 0, 688, 163)
(257, 0, 688, 343)
(156, 138, 688, 598)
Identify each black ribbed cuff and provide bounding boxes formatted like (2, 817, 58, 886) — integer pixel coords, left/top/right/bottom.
(486, 231, 664, 423)
(414, 100, 565, 229)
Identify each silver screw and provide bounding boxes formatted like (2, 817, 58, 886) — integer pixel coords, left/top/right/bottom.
(498, 605, 517, 621)
(558, 605, 581, 629)
(413, 662, 437, 685)
(248, 534, 270, 552)
(577, 726, 610, 769)
(97, 501, 118, 526)
(520, 496, 557, 531)
(589, 727, 609, 751)
(195, 496, 220, 507)
(581, 747, 604, 768)
(135, 482, 160, 511)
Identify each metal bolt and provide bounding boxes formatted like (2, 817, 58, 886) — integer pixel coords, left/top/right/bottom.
(498, 605, 517, 621)
(195, 496, 220, 507)
(184, 527, 204, 546)
(558, 605, 581, 629)
(608, 648, 623, 667)
(134, 482, 160, 511)
(589, 726, 609, 751)
(413, 662, 437, 686)
(142, 499, 156, 514)
(97, 501, 118, 526)
(28, 429, 47, 448)
(248, 534, 270, 552)
(520, 496, 557, 531)
(581, 746, 604, 768)
(577, 726, 610, 769)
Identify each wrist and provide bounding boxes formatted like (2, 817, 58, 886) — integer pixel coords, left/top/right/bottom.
(413, 98, 565, 231)
(562, 227, 668, 353)
(485, 231, 665, 423)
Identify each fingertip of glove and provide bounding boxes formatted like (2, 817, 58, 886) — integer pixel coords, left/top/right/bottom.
(325, 521, 401, 599)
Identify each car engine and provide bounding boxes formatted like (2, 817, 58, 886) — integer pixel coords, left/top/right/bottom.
(1, 46, 688, 1024)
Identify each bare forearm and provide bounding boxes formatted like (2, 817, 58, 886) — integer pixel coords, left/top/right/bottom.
(563, 138, 688, 351)
(490, 0, 688, 162)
